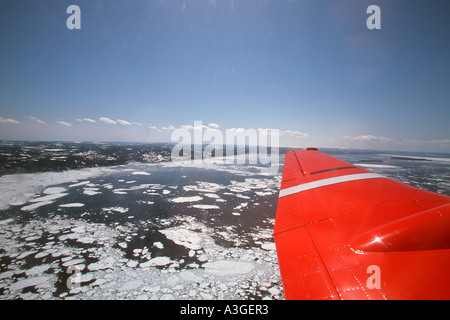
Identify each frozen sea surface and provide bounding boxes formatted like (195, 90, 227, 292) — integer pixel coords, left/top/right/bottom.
(0, 155, 283, 300)
(0, 144, 449, 300)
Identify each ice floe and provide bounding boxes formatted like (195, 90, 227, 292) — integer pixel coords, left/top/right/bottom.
(83, 188, 101, 196)
(170, 196, 203, 203)
(131, 171, 151, 176)
(153, 242, 164, 249)
(102, 207, 129, 213)
(261, 243, 276, 251)
(159, 226, 205, 250)
(203, 261, 254, 276)
(43, 187, 67, 195)
(21, 201, 55, 212)
(9, 276, 52, 292)
(0, 218, 14, 225)
(0, 166, 115, 211)
(59, 203, 85, 208)
(191, 204, 220, 210)
(68, 181, 91, 188)
(203, 193, 220, 199)
(140, 257, 172, 268)
(28, 192, 68, 203)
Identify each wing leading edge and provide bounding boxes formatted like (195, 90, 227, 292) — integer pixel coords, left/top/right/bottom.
(274, 149, 450, 300)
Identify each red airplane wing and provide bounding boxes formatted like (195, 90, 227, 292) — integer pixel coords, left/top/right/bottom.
(274, 149, 450, 299)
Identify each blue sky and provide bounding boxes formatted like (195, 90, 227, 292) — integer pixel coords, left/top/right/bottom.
(0, 0, 449, 152)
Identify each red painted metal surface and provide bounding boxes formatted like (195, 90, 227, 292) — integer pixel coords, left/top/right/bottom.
(274, 149, 450, 300)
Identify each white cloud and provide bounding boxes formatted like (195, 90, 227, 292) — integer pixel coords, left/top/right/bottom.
(0, 117, 21, 124)
(180, 124, 210, 130)
(56, 121, 72, 127)
(256, 128, 278, 136)
(99, 117, 117, 125)
(27, 116, 46, 124)
(195, 124, 210, 131)
(117, 119, 132, 126)
(77, 118, 96, 123)
(208, 122, 219, 129)
(344, 134, 393, 142)
(429, 139, 450, 145)
(280, 130, 310, 138)
(147, 124, 158, 130)
(228, 128, 246, 133)
(162, 125, 176, 130)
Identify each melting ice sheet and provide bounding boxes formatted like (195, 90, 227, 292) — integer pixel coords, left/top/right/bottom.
(0, 161, 283, 300)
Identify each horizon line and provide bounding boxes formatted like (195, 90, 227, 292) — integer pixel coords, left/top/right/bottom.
(1, 139, 449, 156)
